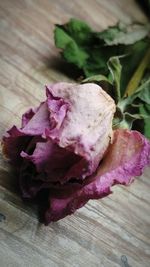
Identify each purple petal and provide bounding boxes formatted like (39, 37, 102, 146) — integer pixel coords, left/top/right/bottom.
(45, 129, 150, 224)
(22, 102, 50, 136)
(3, 82, 115, 185)
(46, 82, 116, 179)
(46, 88, 69, 139)
(20, 140, 85, 183)
(2, 126, 31, 165)
(21, 107, 38, 128)
(2, 102, 50, 164)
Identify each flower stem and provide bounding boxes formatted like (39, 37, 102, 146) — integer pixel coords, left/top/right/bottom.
(124, 47, 150, 97)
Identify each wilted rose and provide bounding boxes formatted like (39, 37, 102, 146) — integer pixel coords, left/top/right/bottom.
(2, 82, 150, 224)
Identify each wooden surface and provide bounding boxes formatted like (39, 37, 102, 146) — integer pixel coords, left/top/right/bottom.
(0, 0, 150, 266)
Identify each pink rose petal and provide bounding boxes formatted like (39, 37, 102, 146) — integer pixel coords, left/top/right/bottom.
(45, 129, 150, 223)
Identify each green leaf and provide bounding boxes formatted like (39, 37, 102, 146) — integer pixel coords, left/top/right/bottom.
(113, 108, 149, 132)
(54, 19, 150, 88)
(83, 46, 121, 77)
(134, 78, 150, 104)
(63, 42, 89, 68)
(82, 74, 110, 83)
(125, 112, 149, 128)
(107, 57, 122, 102)
(64, 18, 92, 45)
(96, 23, 123, 44)
(117, 77, 150, 112)
(97, 22, 150, 46)
(140, 104, 150, 138)
(54, 27, 73, 49)
(54, 26, 89, 68)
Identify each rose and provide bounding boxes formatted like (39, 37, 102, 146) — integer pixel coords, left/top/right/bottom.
(2, 82, 150, 224)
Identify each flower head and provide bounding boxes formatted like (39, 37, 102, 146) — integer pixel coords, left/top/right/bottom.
(2, 83, 150, 224)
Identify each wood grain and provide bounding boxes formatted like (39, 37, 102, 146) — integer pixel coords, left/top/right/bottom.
(0, 1, 150, 266)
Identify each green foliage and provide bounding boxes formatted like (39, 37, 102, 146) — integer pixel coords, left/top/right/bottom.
(54, 18, 150, 138)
